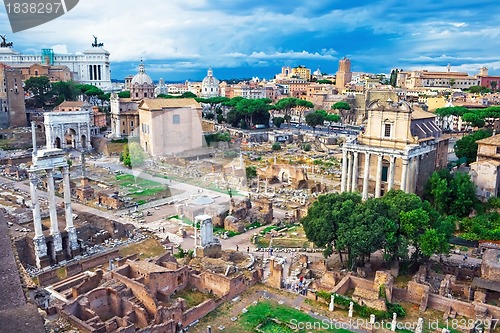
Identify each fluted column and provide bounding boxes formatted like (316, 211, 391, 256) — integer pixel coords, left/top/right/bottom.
(375, 154, 383, 198)
(47, 169, 62, 254)
(362, 152, 370, 200)
(351, 152, 359, 192)
(346, 152, 353, 192)
(401, 158, 409, 193)
(388, 156, 395, 191)
(341, 149, 348, 192)
(29, 172, 47, 268)
(63, 166, 78, 251)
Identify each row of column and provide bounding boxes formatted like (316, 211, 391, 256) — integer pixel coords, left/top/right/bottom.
(341, 150, 421, 200)
(29, 165, 78, 268)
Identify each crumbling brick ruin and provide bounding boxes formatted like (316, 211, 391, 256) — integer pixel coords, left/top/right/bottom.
(54, 252, 260, 333)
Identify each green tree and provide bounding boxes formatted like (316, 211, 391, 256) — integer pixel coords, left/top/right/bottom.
(180, 91, 197, 98)
(204, 112, 215, 120)
(454, 129, 492, 165)
(301, 192, 362, 264)
(462, 112, 485, 128)
(24, 76, 51, 107)
(425, 169, 478, 217)
(469, 86, 491, 94)
(332, 101, 351, 123)
(272, 116, 285, 128)
(274, 97, 300, 124)
(449, 78, 456, 88)
(118, 91, 131, 98)
(216, 114, 224, 124)
(51, 81, 80, 105)
(389, 69, 400, 87)
(121, 142, 146, 168)
(305, 111, 325, 132)
(271, 142, 281, 150)
(245, 166, 257, 180)
(434, 106, 469, 118)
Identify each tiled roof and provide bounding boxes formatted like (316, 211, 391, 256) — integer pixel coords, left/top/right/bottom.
(476, 134, 500, 146)
(139, 98, 200, 111)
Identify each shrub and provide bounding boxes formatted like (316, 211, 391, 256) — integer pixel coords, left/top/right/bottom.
(272, 142, 281, 151)
(303, 143, 312, 151)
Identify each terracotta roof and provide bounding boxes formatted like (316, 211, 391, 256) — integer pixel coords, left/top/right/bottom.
(412, 108, 436, 120)
(57, 101, 85, 108)
(139, 98, 200, 111)
(470, 159, 500, 166)
(476, 134, 500, 146)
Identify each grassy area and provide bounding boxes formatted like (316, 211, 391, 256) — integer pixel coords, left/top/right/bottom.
(118, 237, 165, 259)
(106, 141, 127, 154)
(56, 267, 67, 280)
(393, 275, 412, 288)
(271, 238, 312, 248)
(240, 301, 351, 333)
(115, 174, 169, 201)
(175, 289, 211, 308)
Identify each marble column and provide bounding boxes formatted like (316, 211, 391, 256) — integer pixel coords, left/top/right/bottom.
(413, 156, 420, 194)
(341, 149, 348, 192)
(346, 152, 353, 193)
(375, 154, 383, 198)
(351, 152, 359, 192)
(401, 158, 409, 193)
(63, 166, 78, 251)
(388, 156, 395, 191)
(362, 152, 370, 200)
(29, 173, 47, 268)
(47, 169, 63, 255)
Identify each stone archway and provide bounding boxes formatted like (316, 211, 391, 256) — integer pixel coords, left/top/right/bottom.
(54, 137, 61, 149)
(81, 135, 87, 149)
(280, 170, 291, 183)
(64, 128, 77, 148)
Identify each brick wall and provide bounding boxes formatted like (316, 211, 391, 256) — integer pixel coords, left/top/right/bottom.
(182, 299, 217, 327)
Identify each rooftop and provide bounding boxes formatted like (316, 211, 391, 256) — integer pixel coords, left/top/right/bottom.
(139, 98, 200, 111)
(476, 134, 500, 146)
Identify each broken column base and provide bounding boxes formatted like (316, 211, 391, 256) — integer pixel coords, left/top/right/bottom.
(66, 226, 79, 251)
(196, 243, 222, 259)
(36, 255, 51, 269)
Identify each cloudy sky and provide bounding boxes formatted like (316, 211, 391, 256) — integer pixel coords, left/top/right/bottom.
(1, 0, 500, 81)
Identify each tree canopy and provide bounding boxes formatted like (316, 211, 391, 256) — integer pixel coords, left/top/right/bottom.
(24, 76, 51, 107)
(454, 129, 492, 165)
(301, 191, 453, 270)
(424, 169, 478, 217)
(305, 111, 325, 131)
(120, 142, 147, 168)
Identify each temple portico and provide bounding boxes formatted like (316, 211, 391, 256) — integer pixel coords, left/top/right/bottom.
(340, 99, 448, 199)
(340, 143, 435, 199)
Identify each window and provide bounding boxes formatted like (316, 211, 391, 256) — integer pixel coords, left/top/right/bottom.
(382, 166, 388, 182)
(384, 124, 391, 138)
(173, 114, 180, 124)
(496, 147, 500, 155)
(130, 121, 134, 127)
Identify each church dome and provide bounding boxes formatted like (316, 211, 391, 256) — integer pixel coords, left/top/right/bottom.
(131, 60, 153, 85)
(202, 68, 219, 86)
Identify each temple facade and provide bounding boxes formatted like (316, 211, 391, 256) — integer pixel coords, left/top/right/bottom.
(341, 99, 448, 198)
